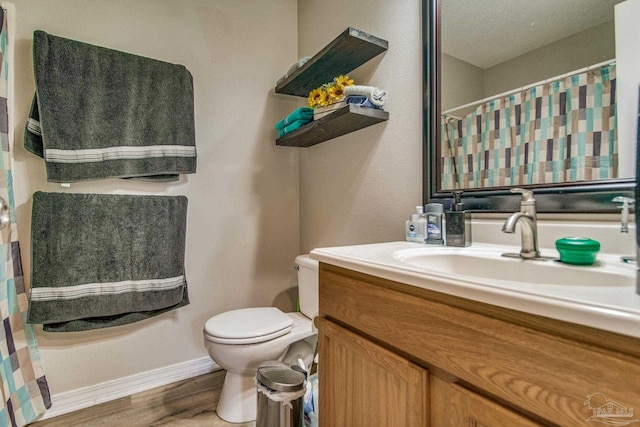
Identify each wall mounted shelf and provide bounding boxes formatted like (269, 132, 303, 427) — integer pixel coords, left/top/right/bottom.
(274, 28, 389, 147)
(276, 105, 389, 147)
(275, 28, 388, 97)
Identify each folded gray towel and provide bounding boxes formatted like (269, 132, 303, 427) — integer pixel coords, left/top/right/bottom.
(24, 30, 197, 183)
(28, 192, 190, 332)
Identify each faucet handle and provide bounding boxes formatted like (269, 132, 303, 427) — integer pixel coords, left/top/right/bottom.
(511, 188, 535, 201)
(612, 196, 635, 206)
(511, 188, 536, 213)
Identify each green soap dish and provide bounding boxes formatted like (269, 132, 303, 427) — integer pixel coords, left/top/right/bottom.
(555, 237, 600, 265)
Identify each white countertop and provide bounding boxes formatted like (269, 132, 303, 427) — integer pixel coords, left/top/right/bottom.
(311, 241, 640, 339)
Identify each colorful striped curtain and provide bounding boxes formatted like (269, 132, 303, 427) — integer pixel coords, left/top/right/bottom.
(0, 8, 51, 426)
(441, 64, 617, 190)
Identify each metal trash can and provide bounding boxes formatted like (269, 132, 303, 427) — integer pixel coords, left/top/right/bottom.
(256, 362, 306, 427)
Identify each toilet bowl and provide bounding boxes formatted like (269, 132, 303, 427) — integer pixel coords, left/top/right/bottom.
(203, 254, 318, 423)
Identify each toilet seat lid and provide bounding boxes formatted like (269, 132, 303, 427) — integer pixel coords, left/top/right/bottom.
(204, 307, 293, 342)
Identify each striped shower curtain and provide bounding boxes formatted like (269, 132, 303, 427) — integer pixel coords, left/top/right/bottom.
(441, 64, 618, 190)
(0, 8, 51, 426)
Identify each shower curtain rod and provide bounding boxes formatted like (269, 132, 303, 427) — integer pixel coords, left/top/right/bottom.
(442, 58, 616, 115)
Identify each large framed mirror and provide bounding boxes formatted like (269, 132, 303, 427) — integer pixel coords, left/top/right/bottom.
(423, 0, 636, 212)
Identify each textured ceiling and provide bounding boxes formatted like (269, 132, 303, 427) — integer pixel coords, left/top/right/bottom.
(441, 0, 624, 69)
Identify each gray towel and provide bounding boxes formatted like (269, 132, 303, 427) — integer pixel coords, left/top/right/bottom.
(24, 30, 197, 183)
(28, 192, 190, 332)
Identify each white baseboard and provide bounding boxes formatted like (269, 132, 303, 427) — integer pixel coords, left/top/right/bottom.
(37, 357, 220, 421)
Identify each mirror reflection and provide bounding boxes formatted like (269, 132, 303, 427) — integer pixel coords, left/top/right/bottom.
(439, 0, 628, 192)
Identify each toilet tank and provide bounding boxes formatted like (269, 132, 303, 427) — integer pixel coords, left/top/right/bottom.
(295, 254, 319, 318)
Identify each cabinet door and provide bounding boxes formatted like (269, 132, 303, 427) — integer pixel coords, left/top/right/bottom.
(431, 376, 542, 427)
(317, 318, 428, 427)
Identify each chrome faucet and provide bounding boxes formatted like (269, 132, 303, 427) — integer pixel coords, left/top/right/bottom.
(612, 196, 637, 264)
(502, 188, 540, 259)
(612, 196, 634, 233)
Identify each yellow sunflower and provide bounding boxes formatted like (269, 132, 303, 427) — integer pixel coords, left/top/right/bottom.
(334, 75, 354, 88)
(319, 90, 332, 107)
(308, 88, 323, 108)
(328, 84, 345, 102)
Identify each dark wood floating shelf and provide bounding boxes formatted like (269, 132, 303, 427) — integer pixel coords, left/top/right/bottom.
(276, 105, 389, 147)
(275, 27, 388, 97)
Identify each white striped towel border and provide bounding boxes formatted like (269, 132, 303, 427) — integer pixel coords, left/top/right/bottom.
(27, 118, 42, 136)
(44, 145, 196, 164)
(29, 276, 185, 301)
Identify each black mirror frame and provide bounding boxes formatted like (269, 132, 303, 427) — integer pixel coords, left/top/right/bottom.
(422, 0, 635, 213)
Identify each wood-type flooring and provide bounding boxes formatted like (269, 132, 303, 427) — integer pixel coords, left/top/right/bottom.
(32, 370, 255, 427)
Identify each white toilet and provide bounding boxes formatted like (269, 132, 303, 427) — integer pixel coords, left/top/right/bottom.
(203, 254, 318, 423)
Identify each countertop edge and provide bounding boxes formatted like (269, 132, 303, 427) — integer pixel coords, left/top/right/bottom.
(311, 242, 640, 339)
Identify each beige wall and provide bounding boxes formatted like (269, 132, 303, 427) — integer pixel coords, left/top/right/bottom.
(443, 21, 615, 115)
(484, 20, 615, 97)
(10, 0, 300, 395)
(441, 53, 484, 114)
(298, 0, 423, 253)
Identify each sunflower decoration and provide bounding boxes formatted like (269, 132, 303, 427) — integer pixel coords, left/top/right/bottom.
(308, 88, 323, 108)
(335, 75, 354, 89)
(328, 84, 345, 102)
(319, 89, 333, 107)
(307, 75, 355, 108)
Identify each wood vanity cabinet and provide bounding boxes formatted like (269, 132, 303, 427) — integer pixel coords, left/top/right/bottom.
(317, 263, 640, 427)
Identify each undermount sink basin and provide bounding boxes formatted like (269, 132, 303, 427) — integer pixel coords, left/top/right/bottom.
(392, 246, 634, 287)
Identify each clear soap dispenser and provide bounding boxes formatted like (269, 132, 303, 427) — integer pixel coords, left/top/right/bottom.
(445, 191, 471, 247)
